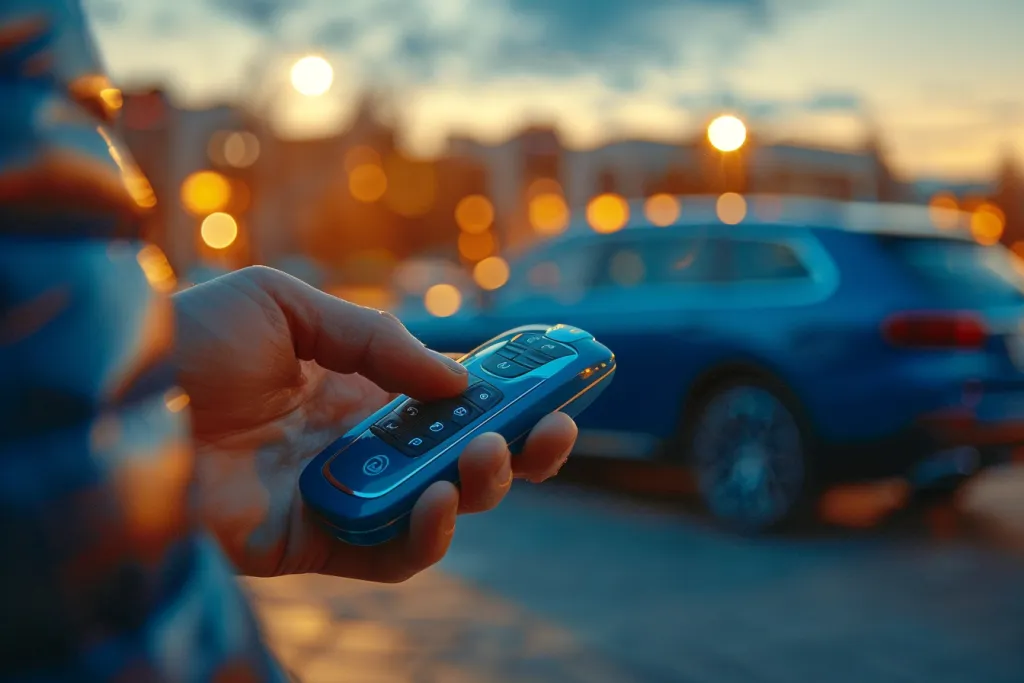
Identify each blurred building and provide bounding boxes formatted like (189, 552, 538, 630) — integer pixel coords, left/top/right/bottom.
(116, 80, 1024, 288)
(117, 88, 250, 276)
(446, 127, 894, 254)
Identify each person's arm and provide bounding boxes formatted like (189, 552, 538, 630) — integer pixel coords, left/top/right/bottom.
(0, 4, 285, 680)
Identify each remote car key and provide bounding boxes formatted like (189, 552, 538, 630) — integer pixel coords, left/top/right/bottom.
(299, 324, 616, 546)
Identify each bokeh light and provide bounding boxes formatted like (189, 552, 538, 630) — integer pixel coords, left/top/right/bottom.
(971, 202, 1005, 245)
(222, 132, 260, 168)
(928, 192, 960, 230)
(644, 194, 680, 227)
(707, 115, 747, 152)
(455, 195, 495, 233)
(290, 55, 334, 96)
(716, 192, 747, 225)
(181, 170, 231, 216)
(424, 283, 462, 317)
(528, 193, 570, 235)
(473, 256, 510, 290)
(200, 212, 238, 249)
(349, 164, 387, 202)
(587, 193, 629, 234)
(458, 231, 496, 261)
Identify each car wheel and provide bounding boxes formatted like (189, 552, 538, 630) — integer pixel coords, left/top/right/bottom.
(688, 379, 816, 533)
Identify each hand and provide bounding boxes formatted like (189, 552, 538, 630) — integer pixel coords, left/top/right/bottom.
(173, 266, 577, 582)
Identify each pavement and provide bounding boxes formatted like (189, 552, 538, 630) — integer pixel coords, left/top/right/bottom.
(244, 463, 1024, 683)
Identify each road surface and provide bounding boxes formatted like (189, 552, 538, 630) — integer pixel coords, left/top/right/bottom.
(246, 464, 1024, 683)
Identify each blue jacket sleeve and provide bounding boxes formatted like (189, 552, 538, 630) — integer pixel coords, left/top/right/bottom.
(0, 2, 287, 680)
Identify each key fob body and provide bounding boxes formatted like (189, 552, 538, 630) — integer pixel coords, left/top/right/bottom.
(298, 324, 616, 546)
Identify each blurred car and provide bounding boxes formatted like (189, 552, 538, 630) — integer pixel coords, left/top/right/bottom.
(398, 195, 1024, 532)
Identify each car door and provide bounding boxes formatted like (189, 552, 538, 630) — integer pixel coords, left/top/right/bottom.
(574, 228, 733, 443)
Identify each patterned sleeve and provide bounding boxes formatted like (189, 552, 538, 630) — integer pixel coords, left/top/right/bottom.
(0, 1, 287, 680)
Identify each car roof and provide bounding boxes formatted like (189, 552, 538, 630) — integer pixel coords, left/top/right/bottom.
(546, 194, 976, 247)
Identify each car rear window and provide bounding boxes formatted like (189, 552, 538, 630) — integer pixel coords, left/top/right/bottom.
(879, 236, 1024, 306)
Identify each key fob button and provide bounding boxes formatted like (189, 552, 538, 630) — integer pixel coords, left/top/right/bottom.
(398, 400, 423, 421)
(398, 434, 434, 457)
(464, 381, 502, 410)
(446, 399, 480, 426)
(516, 333, 546, 348)
(483, 354, 530, 378)
(495, 346, 519, 360)
(375, 413, 406, 435)
(535, 340, 574, 359)
(326, 434, 421, 494)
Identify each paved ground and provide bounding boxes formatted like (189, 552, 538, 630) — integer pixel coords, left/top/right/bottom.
(245, 463, 1024, 683)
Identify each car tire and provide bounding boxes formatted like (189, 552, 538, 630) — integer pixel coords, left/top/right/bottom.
(683, 376, 819, 534)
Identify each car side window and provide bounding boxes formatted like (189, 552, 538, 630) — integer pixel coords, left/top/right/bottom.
(728, 239, 809, 281)
(592, 233, 729, 288)
(493, 241, 600, 308)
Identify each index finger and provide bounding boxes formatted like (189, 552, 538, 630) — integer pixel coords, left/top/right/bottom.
(250, 267, 469, 401)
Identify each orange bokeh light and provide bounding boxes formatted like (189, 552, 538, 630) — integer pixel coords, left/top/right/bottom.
(971, 203, 1005, 245)
(586, 193, 629, 234)
(455, 195, 495, 233)
(348, 164, 387, 202)
(644, 194, 680, 227)
(473, 256, 510, 290)
(424, 284, 462, 317)
(716, 193, 747, 225)
(529, 193, 570, 235)
(458, 231, 496, 261)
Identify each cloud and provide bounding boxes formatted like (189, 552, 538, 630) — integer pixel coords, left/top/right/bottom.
(83, 0, 126, 24)
(206, 0, 824, 90)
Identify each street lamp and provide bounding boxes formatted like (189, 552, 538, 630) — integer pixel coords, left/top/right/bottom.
(707, 114, 747, 153)
(289, 55, 334, 97)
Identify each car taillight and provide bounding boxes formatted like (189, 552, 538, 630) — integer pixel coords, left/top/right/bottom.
(881, 312, 988, 349)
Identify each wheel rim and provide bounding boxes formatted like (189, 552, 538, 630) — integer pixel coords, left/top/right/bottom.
(692, 385, 805, 530)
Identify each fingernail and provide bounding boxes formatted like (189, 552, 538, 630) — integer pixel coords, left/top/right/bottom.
(432, 350, 467, 375)
(497, 459, 513, 488)
(444, 512, 457, 536)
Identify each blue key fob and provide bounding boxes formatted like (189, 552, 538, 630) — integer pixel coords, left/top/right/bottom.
(299, 324, 616, 546)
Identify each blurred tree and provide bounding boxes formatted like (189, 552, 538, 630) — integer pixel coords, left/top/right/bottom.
(993, 150, 1024, 247)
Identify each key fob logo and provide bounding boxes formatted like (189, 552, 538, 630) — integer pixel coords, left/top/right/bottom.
(362, 455, 389, 476)
(408, 437, 424, 447)
(429, 421, 444, 432)
(453, 406, 468, 418)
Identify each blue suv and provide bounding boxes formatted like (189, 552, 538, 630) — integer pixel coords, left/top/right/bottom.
(398, 195, 1024, 532)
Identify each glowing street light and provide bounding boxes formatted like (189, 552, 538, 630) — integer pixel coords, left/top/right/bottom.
(708, 114, 747, 152)
(201, 212, 238, 250)
(290, 55, 334, 97)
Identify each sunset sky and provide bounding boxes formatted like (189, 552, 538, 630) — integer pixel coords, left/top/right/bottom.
(85, 0, 1024, 181)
